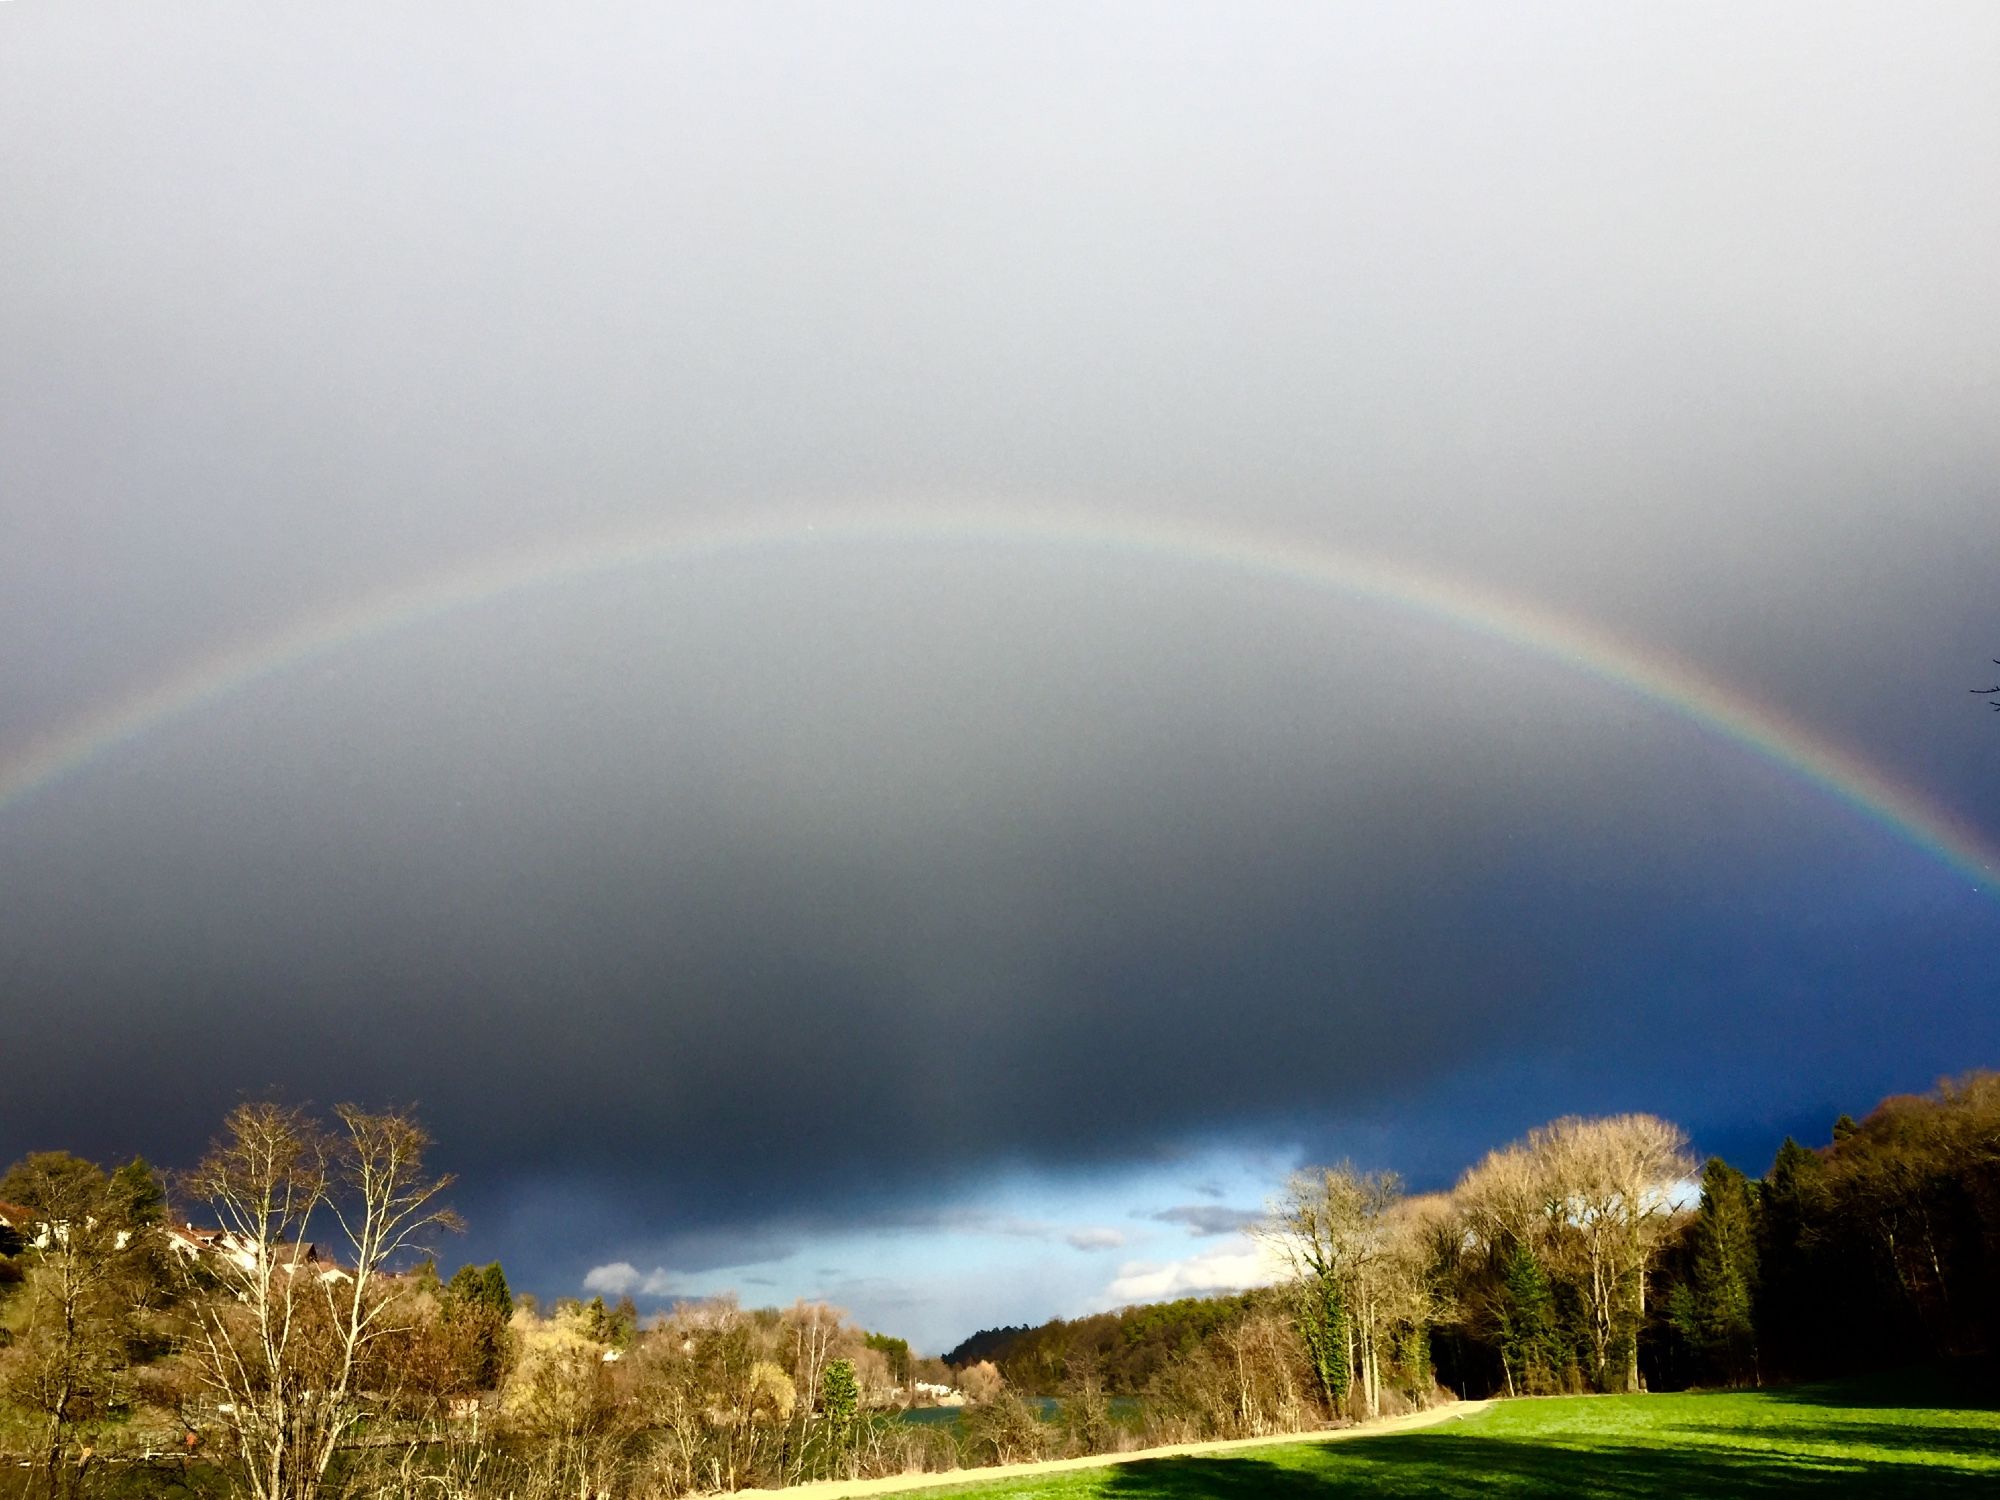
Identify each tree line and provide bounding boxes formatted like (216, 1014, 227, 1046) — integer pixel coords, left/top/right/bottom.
(0, 1103, 958, 1500)
(5, 1073, 1999, 1499)
(949, 1072, 2000, 1425)
(943, 1293, 1263, 1397)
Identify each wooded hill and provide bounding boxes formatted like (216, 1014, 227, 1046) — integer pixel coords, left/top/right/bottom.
(943, 1292, 1263, 1395)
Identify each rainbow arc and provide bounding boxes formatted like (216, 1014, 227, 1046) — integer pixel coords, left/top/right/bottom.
(3, 506, 1992, 891)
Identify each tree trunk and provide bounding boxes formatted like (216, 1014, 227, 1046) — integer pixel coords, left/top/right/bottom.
(1627, 1263, 1646, 1393)
(1588, 1246, 1612, 1389)
(43, 1405, 64, 1500)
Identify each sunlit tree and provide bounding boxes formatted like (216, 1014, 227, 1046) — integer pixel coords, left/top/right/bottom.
(0, 1152, 161, 1500)
(181, 1102, 459, 1500)
(1455, 1114, 1692, 1392)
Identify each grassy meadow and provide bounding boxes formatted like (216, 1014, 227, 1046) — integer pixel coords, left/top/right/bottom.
(910, 1372, 2000, 1498)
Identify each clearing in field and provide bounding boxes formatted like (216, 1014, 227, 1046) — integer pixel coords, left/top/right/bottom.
(902, 1372, 2000, 1499)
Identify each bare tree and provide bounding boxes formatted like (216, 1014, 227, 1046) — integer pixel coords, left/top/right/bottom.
(1544, 1115, 1692, 1393)
(962, 1387, 1048, 1466)
(611, 1295, 799, 1495)
(1457, 1114, 1692, 1393)
(0, 1154, 157, 1500)
(502, 1320, 622, 1500)
(181, 1102, 459, 1500)
(1450, 1146, 1560, 1395)
(1268, 1164, 1410, 1420)
(956, 1360, 1003, 1404)
(1215, 1309, 1307, 1437)
(783, 1300, 844, 1423)
(1976, 661, 2000, 710)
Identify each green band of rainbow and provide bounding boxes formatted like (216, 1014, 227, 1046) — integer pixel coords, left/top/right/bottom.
(3, 506, 1993, 891)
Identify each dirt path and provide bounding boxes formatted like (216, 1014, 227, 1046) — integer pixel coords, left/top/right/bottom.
(738, 1400, 1495, 1498)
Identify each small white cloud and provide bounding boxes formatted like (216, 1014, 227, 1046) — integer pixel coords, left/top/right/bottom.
(1104, 1235, 1288, 1303)
(583, 1262, 676, 1297)
(1066, 1227, 1126, 1251)
(583, 1262, 640, 1295)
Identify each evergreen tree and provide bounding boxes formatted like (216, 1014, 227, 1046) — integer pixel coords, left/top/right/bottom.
(863, 1331, 911, 1386)
(107, 1160, 165, 1226)
(444, 1262, 516, 1388)
(447, 1260, 512, 1322)
(1757, 1137, 1830, 1375)
(1673, 1158, 1760, 1384)
(1496, 1242, 1560, 1395)
(573, 1294, 635, 1349)
(819, 1358, 859, 1450)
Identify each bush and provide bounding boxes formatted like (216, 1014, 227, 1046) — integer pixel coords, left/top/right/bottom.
(963, 1390, 1050, 1465)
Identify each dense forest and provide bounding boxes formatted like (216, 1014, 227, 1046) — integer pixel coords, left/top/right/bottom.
(4, 1075, 1998, 1500)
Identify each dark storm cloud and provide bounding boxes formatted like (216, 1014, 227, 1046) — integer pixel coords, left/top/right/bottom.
(1148, 1207, 1264, 1239)
(6, 552, 1992, 1296)
(3, 3, 1998, 1310)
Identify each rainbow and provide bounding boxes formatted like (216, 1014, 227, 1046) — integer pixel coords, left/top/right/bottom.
(3, 504, 1994, 890)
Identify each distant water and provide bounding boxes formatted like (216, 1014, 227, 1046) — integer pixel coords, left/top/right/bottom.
(895, 1405, 971, 1428)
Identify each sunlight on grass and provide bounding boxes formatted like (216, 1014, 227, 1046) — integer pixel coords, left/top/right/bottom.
(911, 1375, 2000, 1498)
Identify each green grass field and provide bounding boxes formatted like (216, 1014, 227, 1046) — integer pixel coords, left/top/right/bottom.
(913, 1371, 2000, 1498)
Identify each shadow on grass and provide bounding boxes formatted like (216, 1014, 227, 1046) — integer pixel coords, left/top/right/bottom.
(1682, 1420, 2000, 1463)
(1097, 1432, 1997, 1498)
(1755, 1365, 2000, 1412)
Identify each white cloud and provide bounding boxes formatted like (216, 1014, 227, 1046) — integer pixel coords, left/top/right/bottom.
(583, 1261, 677, 1297)
(1103, 1235, 1287, 1303)
(582, 1262, 640, 1295)
(1065, 1227, 1126, 1251)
